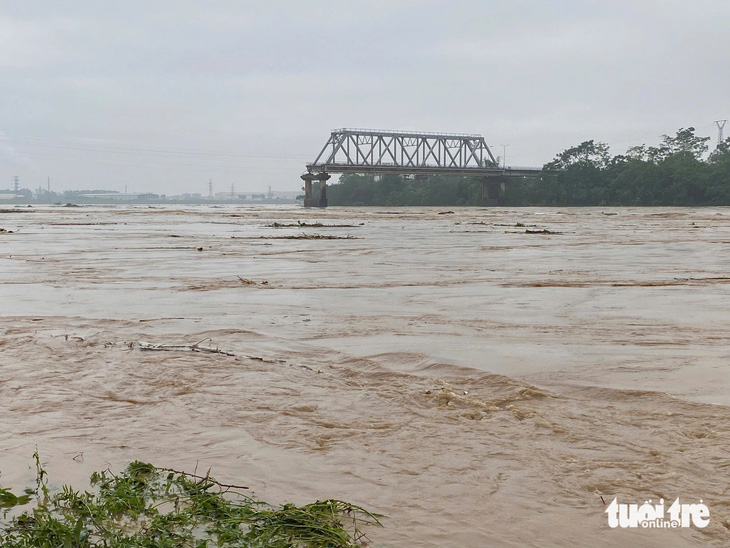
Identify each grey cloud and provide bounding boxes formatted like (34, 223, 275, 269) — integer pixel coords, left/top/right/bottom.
(1, 0, 728, 194)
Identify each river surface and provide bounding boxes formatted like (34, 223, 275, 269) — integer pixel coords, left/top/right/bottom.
(1, 205, 730, 546)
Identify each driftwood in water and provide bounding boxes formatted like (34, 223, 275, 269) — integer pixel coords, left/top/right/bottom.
(132, 338, 235, 356)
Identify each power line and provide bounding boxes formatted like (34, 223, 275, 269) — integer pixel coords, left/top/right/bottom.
(0, 147, 298, 176)
(507, 124, 720, 162)
(0, 134, 305, 162)
(1, 134, 307, 178)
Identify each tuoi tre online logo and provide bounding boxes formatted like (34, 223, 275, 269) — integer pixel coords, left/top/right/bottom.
(606, 498, 710, 529)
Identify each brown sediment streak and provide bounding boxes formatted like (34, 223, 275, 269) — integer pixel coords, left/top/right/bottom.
(1, 206, 730, 546)
(504, 277, 730, 288)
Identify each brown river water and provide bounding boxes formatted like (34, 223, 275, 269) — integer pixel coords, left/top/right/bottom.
(1, 205, 730, 547)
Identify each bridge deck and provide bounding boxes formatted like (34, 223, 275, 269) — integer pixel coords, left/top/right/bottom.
(305, 163, 542, 177)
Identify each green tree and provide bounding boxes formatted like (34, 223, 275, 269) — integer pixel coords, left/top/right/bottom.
(329, 128, 729, 207)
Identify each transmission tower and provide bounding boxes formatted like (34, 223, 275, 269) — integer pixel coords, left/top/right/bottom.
(716, 120, 727, 145)
(230, 183, 235, 198)
(207, 178, 213, 198)
(12, 176, 19, 193)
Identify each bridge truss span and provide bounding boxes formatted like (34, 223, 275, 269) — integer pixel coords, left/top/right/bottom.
(307, 128, 500, 175)
(301, 128, 543, 207)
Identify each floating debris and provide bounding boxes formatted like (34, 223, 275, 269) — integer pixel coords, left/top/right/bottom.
(268, 221, 361, 228)
(131, 339, 235, 356)
(259, 234, 358, 240)
(524, 229, 562, 235)
(237, 276, 268, 286)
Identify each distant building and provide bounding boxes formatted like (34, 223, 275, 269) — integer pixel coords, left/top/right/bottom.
(80, 192, 158, 201)
(214, 191, 241, 200)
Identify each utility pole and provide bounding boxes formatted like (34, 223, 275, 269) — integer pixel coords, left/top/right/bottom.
(12, 176, 19, 193)
(47, 176, 50, 193)
(500, 145, 509, 168)
(716, 120, 727, 145)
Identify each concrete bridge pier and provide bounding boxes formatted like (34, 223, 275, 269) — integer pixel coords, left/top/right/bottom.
(316, 172, 330, 208)
(301, 172, 330, 208)
(481, 176, 506, 206)
(301, 173, 314, 207)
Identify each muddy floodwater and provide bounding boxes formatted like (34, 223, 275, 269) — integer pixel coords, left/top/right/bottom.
(2, 205, 730, 546)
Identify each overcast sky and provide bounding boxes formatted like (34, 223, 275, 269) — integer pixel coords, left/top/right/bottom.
(1, 0, 729, 195)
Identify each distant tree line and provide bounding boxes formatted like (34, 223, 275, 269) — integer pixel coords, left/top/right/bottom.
(327, 128, 730, 206)
(327, 174, 484, 207)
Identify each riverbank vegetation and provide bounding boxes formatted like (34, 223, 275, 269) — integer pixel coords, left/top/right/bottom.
(0, 456, 381, 547)
(327, 128, 730, 207)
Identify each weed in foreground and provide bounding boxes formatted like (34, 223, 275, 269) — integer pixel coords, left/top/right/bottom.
(0, 455, 382, 547)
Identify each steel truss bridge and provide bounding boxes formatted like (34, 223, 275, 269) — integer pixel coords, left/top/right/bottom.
(302, 128, 542, 207)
